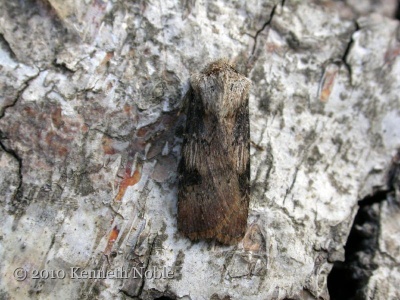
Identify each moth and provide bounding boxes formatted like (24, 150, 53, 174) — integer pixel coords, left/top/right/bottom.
(178, 60, 251, 245)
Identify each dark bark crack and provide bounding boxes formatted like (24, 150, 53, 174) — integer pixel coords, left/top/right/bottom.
(0, 138, 23, 207)
(328, 150, 400, 300)
(90, 127, 130, 141)
(0, 33, 17, 60)
(137, 235, 157, 297)
(0, 70, 40, 213)
(341, 20, 360, 86)
(251, 5, 278, 54)
(52, 58, 76, 74)
(0, 70, 40, 119)
(119, 289, 135, 299)
(283, 166, 299, 204)
(119, 234, 158, 299)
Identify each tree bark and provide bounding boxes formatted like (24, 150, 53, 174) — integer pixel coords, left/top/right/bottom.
(0, 0, 399, 299)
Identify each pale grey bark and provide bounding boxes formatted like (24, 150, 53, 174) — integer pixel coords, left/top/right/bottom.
(0, 1, 399, 299)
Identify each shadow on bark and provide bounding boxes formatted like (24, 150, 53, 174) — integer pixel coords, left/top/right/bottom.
(328, 150, 400, 299)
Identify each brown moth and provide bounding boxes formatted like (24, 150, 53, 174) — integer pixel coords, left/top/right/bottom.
(178, 59, 251, 245)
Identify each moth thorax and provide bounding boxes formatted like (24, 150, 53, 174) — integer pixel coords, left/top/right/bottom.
(193, 75, 250, 118)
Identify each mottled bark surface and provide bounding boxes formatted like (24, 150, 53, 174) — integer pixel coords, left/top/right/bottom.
(0, 1, 399, 299)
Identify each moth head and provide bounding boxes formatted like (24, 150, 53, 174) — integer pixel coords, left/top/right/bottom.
(190, 60, 251, 118)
